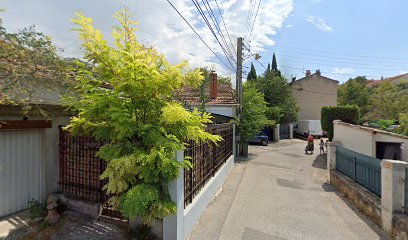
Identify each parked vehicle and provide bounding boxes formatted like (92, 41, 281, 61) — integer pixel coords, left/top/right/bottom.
(248, 132, 269, 146)
(294, 120, 323, 138)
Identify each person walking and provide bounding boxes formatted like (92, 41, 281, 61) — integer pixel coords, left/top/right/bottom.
(305, 134, 314, 154)
(319, 139, 325, 154)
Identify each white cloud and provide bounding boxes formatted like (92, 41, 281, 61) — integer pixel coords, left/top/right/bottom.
(306, 15, 333, 32)
(1, 0, 294, 78)
(398, 70, 408, 75)
(285, 24, 293, 28)
(332, 67, 355, 75)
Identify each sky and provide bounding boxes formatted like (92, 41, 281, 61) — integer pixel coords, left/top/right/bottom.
(1, 0, 408, 84)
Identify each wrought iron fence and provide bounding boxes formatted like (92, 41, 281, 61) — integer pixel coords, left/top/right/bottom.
(59, 127, 108, 202)
(336, 146, 382, 197)
(184, 123, 234, 208)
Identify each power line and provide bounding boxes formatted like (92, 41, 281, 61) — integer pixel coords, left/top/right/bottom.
(274, 44, 408, 63)
(214, 0, 236, 59)
(280, 58, 403, 72)
(202, 0, 236, 63)
(246, 0, 261, 45)
(272, 51, 408, 68)
(166, 0, 235, 72)
(243, 44, 267, 70)
(292, 88, 336, 96)
(191, 0, 236, 70)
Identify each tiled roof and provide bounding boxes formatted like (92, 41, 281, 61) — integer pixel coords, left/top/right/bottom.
(367, 73, 408, 87)
(177, 83, 238, 105)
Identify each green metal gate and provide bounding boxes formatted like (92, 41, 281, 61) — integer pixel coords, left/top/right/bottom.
(336, 146, 382, 197)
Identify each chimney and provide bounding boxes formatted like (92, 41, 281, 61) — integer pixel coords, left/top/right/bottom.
(210, 71, 218, 99)
(305, 70, 311, 77)
(316, 69, 321, 77)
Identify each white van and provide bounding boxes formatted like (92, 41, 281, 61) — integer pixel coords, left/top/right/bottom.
(294, 120, 323, 138)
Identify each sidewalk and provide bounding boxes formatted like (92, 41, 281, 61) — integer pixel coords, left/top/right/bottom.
(188, 139, 388, 240)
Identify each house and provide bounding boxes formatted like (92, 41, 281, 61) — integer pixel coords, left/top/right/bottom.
(367, 72, 408, 87)
(291, 69, 339, 121)
(333, 120, 408, 162)
(177, 72, 238, 123)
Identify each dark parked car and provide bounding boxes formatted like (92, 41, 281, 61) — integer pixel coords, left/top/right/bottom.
(248, 132, 269, 146)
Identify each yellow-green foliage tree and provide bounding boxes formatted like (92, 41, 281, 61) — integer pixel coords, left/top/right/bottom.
(64, 9, 221, 224)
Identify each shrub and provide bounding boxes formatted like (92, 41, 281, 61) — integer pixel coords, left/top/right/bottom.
(321, 105, 360, 141)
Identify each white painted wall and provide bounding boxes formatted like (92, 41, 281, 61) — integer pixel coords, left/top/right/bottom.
(163, 125, 236, 240)
(205, 105, 236, 118)
(333, 123, 374, 156)
(183, 155, 234, 238)
(333, 122, 408, 162)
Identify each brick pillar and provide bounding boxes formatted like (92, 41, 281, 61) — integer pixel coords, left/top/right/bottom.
(209, 72, 217, 99)
(381, 159, 408, 234)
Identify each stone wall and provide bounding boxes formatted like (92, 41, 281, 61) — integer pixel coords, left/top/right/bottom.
(330, 170, 382, 226)
(393, 214, 408, 240)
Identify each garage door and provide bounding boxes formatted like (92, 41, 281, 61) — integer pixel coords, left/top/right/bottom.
(0, 129, 44, 218)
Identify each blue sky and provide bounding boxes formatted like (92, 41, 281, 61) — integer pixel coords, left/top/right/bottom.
(1, 0, 407, 83)
(259, 0, 408, 82)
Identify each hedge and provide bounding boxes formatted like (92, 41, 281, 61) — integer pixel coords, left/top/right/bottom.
(321, 105, 360, 141)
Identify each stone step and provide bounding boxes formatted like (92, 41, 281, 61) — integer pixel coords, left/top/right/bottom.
(98, 214, 128, 227)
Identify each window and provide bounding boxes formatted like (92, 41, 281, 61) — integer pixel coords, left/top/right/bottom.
(376, 142, 402, 160)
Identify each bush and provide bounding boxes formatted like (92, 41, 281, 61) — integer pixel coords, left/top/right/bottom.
(321, 105, 360, 141)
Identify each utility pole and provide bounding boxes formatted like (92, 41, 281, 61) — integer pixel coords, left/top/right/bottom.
(236, 37, 243, 118)
(235, 37, 243, 156)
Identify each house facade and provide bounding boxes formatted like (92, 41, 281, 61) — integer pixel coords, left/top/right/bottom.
(291, 70, 339, 120)
(367, 72, 408, 87)
(177, 72, 238, 122)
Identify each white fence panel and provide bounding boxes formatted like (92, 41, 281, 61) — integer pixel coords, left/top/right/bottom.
(0, 129, 44, 218)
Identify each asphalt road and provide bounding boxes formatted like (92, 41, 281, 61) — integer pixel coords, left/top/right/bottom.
(188, 139, 388, 240)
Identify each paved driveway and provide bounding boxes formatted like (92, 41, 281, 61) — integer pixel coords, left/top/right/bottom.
(188, 139, 388, 240)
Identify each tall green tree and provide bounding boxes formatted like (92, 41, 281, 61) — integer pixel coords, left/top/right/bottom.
(64, 9, 221, 224)
(247, 62, 257, 81)
(254, 71, 298, 124)
(337, 76, 371, 116)
(367, 81, 408, 120)
(0, 11, 70, 112)
(239, 82, 271, 142)
(271, 53, 278, 72)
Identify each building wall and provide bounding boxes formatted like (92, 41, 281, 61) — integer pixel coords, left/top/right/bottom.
(291, 73, 338, 120)
(333, 123, 374, 156)
(205, 105, 236, 118)
(333, 122, 408, 162)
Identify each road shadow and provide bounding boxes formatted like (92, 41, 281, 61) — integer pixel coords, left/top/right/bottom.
(332, 191, 389, 239)
(312, 153, 327, 169)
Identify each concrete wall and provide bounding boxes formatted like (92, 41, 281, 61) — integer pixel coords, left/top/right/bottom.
(333, 121, 408, 162)
(184, 155, 234, 238)
(333, 123, 374, 156)
(291, 72, 338, 120)
(164, 125, 236, 240)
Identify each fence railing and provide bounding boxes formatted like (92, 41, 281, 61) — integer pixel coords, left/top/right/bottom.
(184, 124, 234, 208)
(59, 127, 108, 202)
(336, 146, 382, 197)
